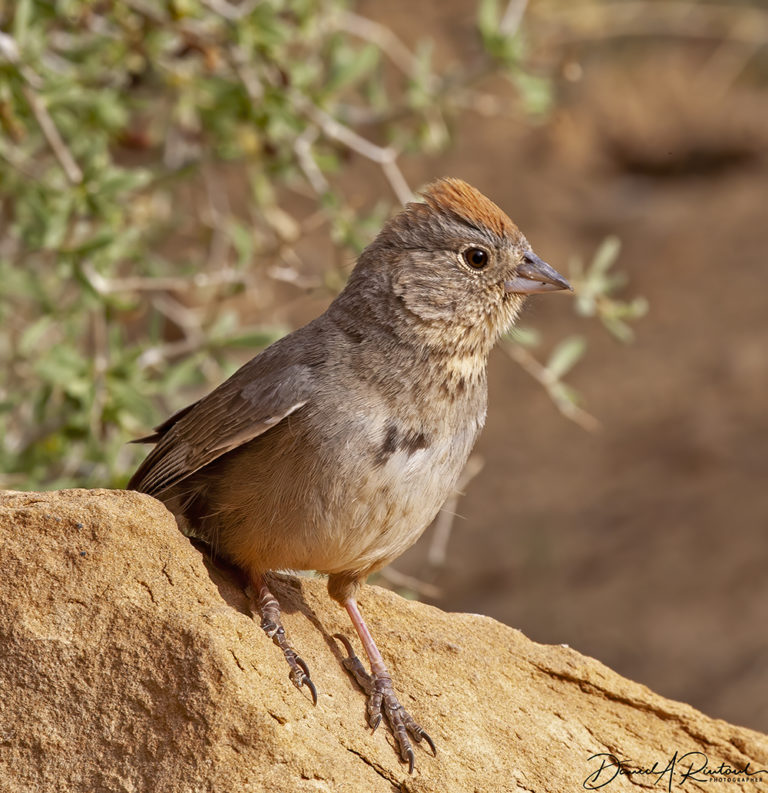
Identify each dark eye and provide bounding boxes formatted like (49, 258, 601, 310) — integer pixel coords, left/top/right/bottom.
(463, 247, 489, 269)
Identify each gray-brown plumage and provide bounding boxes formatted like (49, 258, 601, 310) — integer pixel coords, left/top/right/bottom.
(129, 178, 571, 771)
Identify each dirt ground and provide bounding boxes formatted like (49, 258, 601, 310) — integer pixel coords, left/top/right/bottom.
(339, 1, 768, 734)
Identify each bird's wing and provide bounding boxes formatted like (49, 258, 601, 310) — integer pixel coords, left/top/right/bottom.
(127, 348, 318, 497)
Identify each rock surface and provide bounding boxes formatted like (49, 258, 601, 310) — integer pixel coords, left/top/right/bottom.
(1, 489, 766, 793)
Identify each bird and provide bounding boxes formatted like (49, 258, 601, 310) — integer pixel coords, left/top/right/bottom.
(128, 177, 571, 772)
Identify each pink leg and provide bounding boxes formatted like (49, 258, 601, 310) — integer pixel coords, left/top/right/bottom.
(345, 597, 388, 676)
(334, 597, 435, 773)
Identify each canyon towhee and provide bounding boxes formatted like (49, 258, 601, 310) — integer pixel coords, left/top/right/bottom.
(129, 178, 571, 771)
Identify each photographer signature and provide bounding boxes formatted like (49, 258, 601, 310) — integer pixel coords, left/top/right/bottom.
(583, 751, 768, 790)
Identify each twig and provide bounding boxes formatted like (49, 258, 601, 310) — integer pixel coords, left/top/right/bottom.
(376, 567, 442, 600)
(89, 308, 109, 439)
(303, 102, 391, 164)
(500, 0, 530, 36)
(80, 262, 248, 294)
(0, 32, 20, 64)
(427, 454, 485, 568)
(502, 340, 600, 432)
(303, 102, 413, 206)
(3, 29, 82, 179)
(228, 45, 264, 102)
(150, 292, 204, 335)
(381, 159, 413, 208)
(300, 208, 330, 235)
(8, 45, 84, 185)
(334, 11, 426, 80)
(267, 262, 322, 290)
(294, 127, 329, 194)
(200, 0, 260, 21)
(162, 122, 195, 171)
(137, 294, 207, 369)
(201, 164, 232, 272)
(137, 337, 204, 369)
(543, 1, 768, 47)
(696, 22, 764, 98)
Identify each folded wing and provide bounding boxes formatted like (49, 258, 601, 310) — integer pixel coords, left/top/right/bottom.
(128, 353, 316, 497)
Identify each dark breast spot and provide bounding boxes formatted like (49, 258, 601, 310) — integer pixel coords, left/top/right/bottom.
(381, 424, 398, 455)
(374, 423, 429, 466)
(401, 430, 428, 454)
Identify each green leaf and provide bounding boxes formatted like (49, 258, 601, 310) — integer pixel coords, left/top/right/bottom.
(63, 230, 115, 256)
(326, 43, 379, 94)
(590, 236, 621, 276)
(546, 335, 586, 380)
(19, 315, 55, 355)
(505, 325, 541, 348)
(161, 354, 208, 392)
(477, 0, 500, 40)
(602, 317, 634, 344)
(223, 326, 288, 349)
(512, 71, 552, 116)
(13, 0, 32, 44)
(34, 347, 88, 388)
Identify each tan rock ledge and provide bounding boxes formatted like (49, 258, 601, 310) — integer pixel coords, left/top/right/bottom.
(1, 489, 766, 793)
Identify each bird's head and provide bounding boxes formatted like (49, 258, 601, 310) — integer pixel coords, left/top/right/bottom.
(342, 177, 571, 358)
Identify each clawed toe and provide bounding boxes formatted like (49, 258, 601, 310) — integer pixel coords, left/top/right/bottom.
(415, 725, 436, 755)
(253, 576, 318, 705)
(376, 679, 436, 772)
(333, 633, 374, 691)
(288, 652, 318, 704)
(333, 633, 435, 772)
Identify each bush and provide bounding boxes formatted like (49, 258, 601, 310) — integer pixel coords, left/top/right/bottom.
(0, 0, 643, 489)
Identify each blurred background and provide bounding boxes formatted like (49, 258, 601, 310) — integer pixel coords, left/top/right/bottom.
(1, 0, 766, 732)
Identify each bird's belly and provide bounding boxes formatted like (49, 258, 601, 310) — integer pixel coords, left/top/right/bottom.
(205, 409, 479, 578)
(308, 434, 470, 575)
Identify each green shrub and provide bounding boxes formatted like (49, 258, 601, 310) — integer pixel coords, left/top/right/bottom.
(0, 0, 643, 489)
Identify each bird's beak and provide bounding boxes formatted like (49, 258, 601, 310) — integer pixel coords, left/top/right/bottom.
(504, 251, 572, 295)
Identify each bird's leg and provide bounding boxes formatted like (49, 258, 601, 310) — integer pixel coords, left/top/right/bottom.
(334, 597, 435, 773)
(250, 574, 317, 705)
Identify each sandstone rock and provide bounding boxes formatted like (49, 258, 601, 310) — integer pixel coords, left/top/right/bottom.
(1, 489, 766, 793)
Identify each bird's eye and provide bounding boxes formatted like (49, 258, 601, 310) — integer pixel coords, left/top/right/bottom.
(463, 247, 489, 270)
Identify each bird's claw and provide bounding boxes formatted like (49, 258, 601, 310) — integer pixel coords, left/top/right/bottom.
(256, 584, 318, 705)
(278, 638, 318, 705)
(371, 675, 436, 773)
(333, 633, 435, 773)
(284, 651, 317, 704)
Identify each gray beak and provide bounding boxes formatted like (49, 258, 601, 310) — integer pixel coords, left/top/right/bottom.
(504, 251, 572, 295)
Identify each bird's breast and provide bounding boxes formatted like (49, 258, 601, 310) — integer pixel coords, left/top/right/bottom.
(212, 373, 486, 578)
(306, 399, 484, 575)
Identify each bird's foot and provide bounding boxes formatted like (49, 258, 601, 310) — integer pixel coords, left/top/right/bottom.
(333, 633, 435, 773)
(252, 577, 317, 704)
